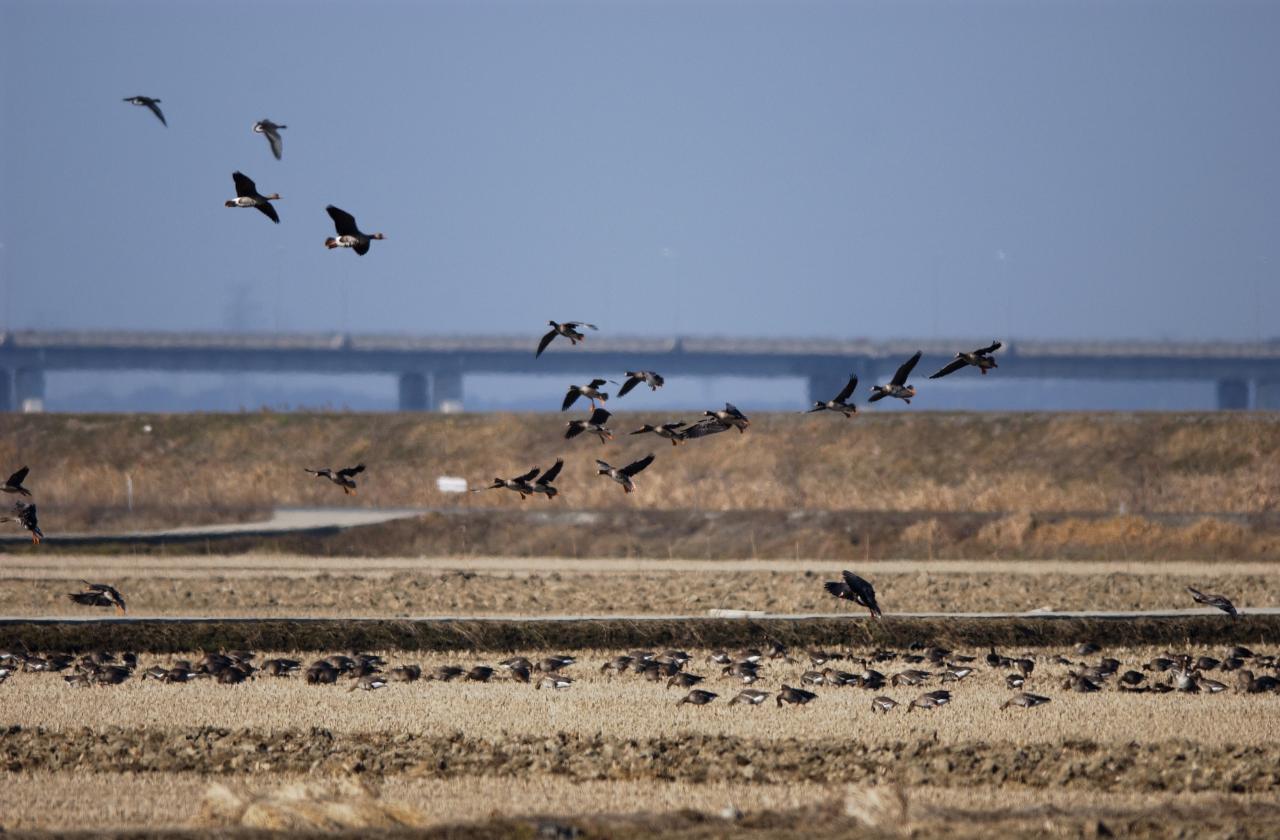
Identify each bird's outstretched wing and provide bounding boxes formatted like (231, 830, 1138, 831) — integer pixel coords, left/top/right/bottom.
(621, 453, 655, 477)
(588, 378, 607, 388)
(842, 570, 882, 617)
(823, 580, 851, 599)
(566, 322, 598, 331)
(337, 464, 366, 478)
(514, 467, 541, 483)
(561, 388, 581, 411)
(536, 329, 558, 358)
(976, 340, 1003, 356)
(867, 390, 888, 403)
(834, 374, 858, 404)
(681, 418, 730, 439)
(588, 407, 611, 426)
(537, 459, 564, 485)
(617, 375, 642, 398)
(564, 422, 586, 439)
(263, 125, 284, 160)
(929, 358, 967, 380)
(6, 466, 29, 487)
(232, 171, 256, 197)
(326, 205, 359, 236)
(891, 352, 922, 386)
(256, 202, 280, 223)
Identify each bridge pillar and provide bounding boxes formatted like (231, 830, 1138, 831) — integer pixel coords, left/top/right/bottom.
(14, 368, 45, 413)
(1216, 379, 1250, 410)
(398, 372, 429, 412)
(431, 370, 464, 412)
(1255, 381, 1280, 410)
(0, 369, 11, 412)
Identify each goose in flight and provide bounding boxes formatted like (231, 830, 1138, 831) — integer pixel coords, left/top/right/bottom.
(597, 453, 655, 494)
(325, 205, 385, 255)
(536, 321, 598, 357)
(869, 351, 922, 404)
(617, 370, 665, 398)
(681, 403, 749, 439)
(562, 379, 609, 411)
(824, 570, 883, 619)
(1188, 586, 1238, 617)
(69, 581, 126, 614)
(253, 119, 287, 160)
(1, 501, 42, 544)
(475, 466, 540, 500)
(529, 459, 565, 500)
(225, 172, 280, 223)
(2, 466, 31, 496)
(929, 341, 1003, 379)
(565, 407, 613, 444)
(807, 373, 858, 417)
(630, 422, 687, 446)
(304, 464, 366, 494)
(123, 96, 166, 126)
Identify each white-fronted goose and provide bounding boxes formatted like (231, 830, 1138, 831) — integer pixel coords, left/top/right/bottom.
(536, 674, 573, 690)
(225, 172, 280, 223)
(776, 684, 817, 707)
(304, 464, 365, 495)
(869, 351, 922, 404)
(929, 341, 1002, 379)
(707, 403, 750, 433)
(68, 581, 126, 614)
(530, 459, 565, 499)
(596, 453, 655, 494)
(617, 371, 665, 397)
(667, 672, 706, 690)
(1188, 586, 1238, 617)
(907, 689, 951, 711)
(536, 321, 598, 357)
(824, 570, 883, 619)
(1001, 692, 1051, 709)
(2, 466, 31, 496)
(562, 379, 609, 411)
(350, 675, 388, 691)
(123, 96, 166, 126)
(565, 407, 613, 443)
(871, 696, 899, 714)
(676, 689, 718, 706)
(728, 689, 770, 706)
(1, 502, 43, 544)
(807, 373, 858, 417)
(475, 466, 540, 500)
(325, 205, 385, 255)
(253, 119, 287, 160)
(629, 422, 687, 446)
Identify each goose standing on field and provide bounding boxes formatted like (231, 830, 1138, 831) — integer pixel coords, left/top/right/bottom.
(929, 341, 1003, 379)
(807, 373, 859, 416)
(565, 408, 613, 444)
(562, 379, 609, 411)
(907, 689, 951, 711)
(253, 119, 287, 160)
(776, 684, 818, 707)
(1188, 586, 1238, 617)
(1001, 692, 1051, 709)
(2, 466, 31, 496)
(536, 321, 598, 357)
(529, 459, 564, 500)
(69, 581, 126, 614)
(869, 351, 922, 404)
(597, 453, 655, 494)
(1, 501, 42, 544)
(630, 422, 687, 446)
(871, 696, 899, 714)
(225, 172, 280, 223)
(676, 689, 718, 706)
(324, 205, 385, 255)
(824, 570, 883, 619)
(728, 689, 770, 706)
(474, 467, 540, 500)
(617, 370, 665, 398)
(123, 96, 166, 125)
(304, 464, 366, 495)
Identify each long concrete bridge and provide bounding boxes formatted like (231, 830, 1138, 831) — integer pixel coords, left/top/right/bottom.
(2, 329, 1279, 411)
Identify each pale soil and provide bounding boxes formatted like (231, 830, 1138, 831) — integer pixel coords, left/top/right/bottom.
(1, 554, 1274, 617)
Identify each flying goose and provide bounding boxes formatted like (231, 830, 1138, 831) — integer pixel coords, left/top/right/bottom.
(705, 403, 750, 433)
(475, 466, 540, 500)
(617, 370, 665, 398)
(629, 422, 688, 446)
(530, 459, 565, 499)
(68, 581, 126, 614)
(225, 172, 280, 223)
(807, 373, 858, 417)
(253, 119, 287, 160)
(869, 351, 922, 404)
(536, 321, 598, 357)
(596, 453, 655, 494)
(1, 501, 43, 544)
(325, 205, 385, 255)
(1188, 586, 1238, 617)
(565, 407, 613, 443)
(123, 96, 166, 125)
(929, 341, 1002, 379)
(562, 379, 609, 411)
(823, 570, 883, 619)
(2, 466, 31, 496)
(304, 464, 365, 494)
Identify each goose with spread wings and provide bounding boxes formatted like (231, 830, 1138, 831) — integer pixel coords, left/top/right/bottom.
(597, 453, 655, 494)
(869, 351, 922, 404)
(929, 341, 1002, 379)
(474, 466, 541, 500)
(324, 206, 385, 255)
(824, 570, 883, 619)
(225, 172, 280, 223)
(1, 501, 42, 544)
(807, 373, 858, 417)
(562, 379, 609, 411)
(529, 459, 565, 500)
(536, 321, 598, 357)
(253, 119, 287, 160)
(617, 370, 664, 398)
(565, 407, 613, 444)
(69, 581, 126, 614)
(630, 422, 687, 446)
(304, 464, 366, 495)
(123, 96, 166, 126)
(3, 466, 31, 496)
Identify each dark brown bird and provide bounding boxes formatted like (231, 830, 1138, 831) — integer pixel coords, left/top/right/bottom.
(807, 373, 858, 417)
(565, 407, 613, 443)
(676, 689, 718, 706)
(225, 171, 280, 223)
(1188, 586, 1238, 617)
(617, 370, 665, 398)
(776, 684, 818, 707)
(68, 581, 126, 614)
(1, 501, 42, 544)
(907, 689, 951, 711)
(1001, 692, 1051, 710)
(929, 341, 1002, 379)
(305, 464, 365, 494)
(2, 466, 31, 496)
(869, 351, 922, 404)
(536, 321, 598, 357)
(325, 205, 385, 255)
(824, 570, 882, 619)
(123, 96, 166, 126)
(596, 453, 655, 494)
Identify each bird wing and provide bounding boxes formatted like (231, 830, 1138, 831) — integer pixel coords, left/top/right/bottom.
(337, 464, 365, 478)
(566, 323, 598, 330)
(976, 340, 1003, 356)
(6, 466, 28, 487)
(145, 99, 167, 126)
(588, 407, 611, 426)
(326, 205, 360, 236)
(514, 467, 541, 483)
(834, 374, 858, 404)
(304, 468, 331, 478)
(536, 329, 558, 357)
(823, 580, 851, 599)
(724, 402, 743, 418)
(265, 128, 283, 160)
(232, 171, 256, 197)
(564, 422, 585, 439)
(537, 459, 565, 484)
(588, 378, 608, 388)
(928, 358, 967, 380)
(680, 418, 730, 439)
(616, 376, 641, 398)
(621, 453, 655, 477)
(562, 387, 581, 411)
(107, 586, 127, 612)
(867, 390, 888, 403)
(842, 570, 881, 613)
(891, 351, 922, 386)
(256, 202, 280, 224)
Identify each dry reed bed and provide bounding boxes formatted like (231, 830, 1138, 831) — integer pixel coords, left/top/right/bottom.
(3, 412, 1279, 533)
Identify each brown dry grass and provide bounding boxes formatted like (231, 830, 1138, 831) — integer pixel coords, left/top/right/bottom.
(3, 412, 1279, 535)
